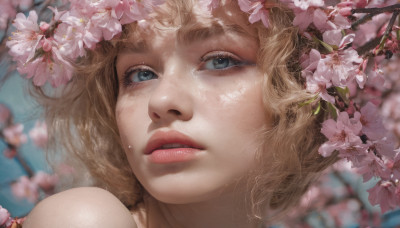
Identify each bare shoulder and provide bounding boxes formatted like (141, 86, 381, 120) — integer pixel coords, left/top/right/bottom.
(23, 187, 138, 228)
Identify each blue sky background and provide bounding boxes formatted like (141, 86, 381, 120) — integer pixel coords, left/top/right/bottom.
(0, 73, 51, 217)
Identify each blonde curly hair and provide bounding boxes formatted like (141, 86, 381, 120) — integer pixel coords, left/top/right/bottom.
(34, 0, 337, 222)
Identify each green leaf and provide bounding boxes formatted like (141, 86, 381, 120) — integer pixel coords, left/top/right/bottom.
(299, 94, 319, 108)
(313, 101, 321, 115)
(319, 40, 334, 53)
(327, 102, 338, 119)
(336, 86, 350, 103)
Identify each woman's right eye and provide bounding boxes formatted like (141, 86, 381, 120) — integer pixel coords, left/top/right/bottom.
(123, 67, 158, 87)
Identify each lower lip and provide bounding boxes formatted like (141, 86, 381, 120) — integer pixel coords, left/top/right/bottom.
(147, 148, 200, 164)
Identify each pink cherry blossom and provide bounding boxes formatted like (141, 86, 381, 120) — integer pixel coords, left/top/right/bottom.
(11, 176, 39, 203)
(39, 21, 50, 32)
(0, 104, 10, 125)
(89, 0, 123, 40)
(8, 217, 26, 227)
(369, 135, 397, 159)
(56, 11, 102, 54)
(3, 148, 17, 159)
(322, 29, 343, 47)
(292, 2, 351, 33)
(0, 205, 11, 227)
(3, 123, 27, 147)
(353, 14, 391, 48)
(301, 49, 335, 103)
(16, 45, 74, 87)
(0, 0, 16, 30)
(381, 93, 400, 137)
(319, 112, 363, 157)
(6, 11, 42, 63)
(29, 121, 48, 148)
(314, 49, 362, 88)
(118, 0, 165, 24)
(356, 152, 391, 182)
(359, 102, 386, 140)
(305, 72, 335, 103)
(32, 171, 58, 193)
(294, 0, 324, 10)
(40, 38, 52, 52)
(68, 0, 98, 17)
(12, 0, 33, 10)
(387, 150, 400, 180)
(292, 7, 314, 32)
(293, 7, 338, 32)
(238, 0, 270, 28)
(367, 180, 399, 213)
(298, 185, 324, 208)
(336, 143, 368, 166)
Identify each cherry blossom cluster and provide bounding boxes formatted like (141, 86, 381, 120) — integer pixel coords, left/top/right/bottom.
(0, 0, 33, 30)
(0, 205, 24, 228)
(283, 160, 384, 227)
(238, 0, 400, 213)
(11, 172, 59, 203)
(1, 103, 59, 203)
(6, 0, 165, 87)
(0, 104, 47, 152)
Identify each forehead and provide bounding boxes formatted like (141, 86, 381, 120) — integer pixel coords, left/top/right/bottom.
(116, 0, 257, 52)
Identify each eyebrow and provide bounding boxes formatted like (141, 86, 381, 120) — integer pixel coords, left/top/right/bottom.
(118, 24, 250, 54)
(177, 24, 248, 45)
(118, 39, 149, 54)
(177, 23, 249, 45)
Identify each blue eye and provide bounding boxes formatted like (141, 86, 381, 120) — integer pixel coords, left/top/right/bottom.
(124, 68, 158, 85)
(202, 54, 241, 70)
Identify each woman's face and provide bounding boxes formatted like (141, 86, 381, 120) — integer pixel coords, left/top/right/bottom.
(115, 4, 269, 204)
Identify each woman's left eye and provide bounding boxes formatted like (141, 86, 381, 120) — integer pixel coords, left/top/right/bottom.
(201, 54, 242, 70)
(121, 66, 158, 88)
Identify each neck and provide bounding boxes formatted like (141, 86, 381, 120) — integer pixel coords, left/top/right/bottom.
(136, 187, 264, 228)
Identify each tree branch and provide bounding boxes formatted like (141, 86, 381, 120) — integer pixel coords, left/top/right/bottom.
(352, 4, 400, 14)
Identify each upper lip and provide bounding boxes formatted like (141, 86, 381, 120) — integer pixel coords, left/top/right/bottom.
(144, 130, 203, 154)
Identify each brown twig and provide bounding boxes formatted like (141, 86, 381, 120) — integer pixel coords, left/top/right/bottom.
(356, 36, 382, 56)
(379, 10, 400, 49)
(351, 4, 400, 14)
(351, 12, 380, 30)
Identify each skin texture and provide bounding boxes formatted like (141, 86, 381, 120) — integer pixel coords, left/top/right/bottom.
(115, 3, 268, 228)
(22, 187, 137, 228)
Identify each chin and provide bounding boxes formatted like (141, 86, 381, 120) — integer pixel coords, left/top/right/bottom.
(144, 179, 231, 204)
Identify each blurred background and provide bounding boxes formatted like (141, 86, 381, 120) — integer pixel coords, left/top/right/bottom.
(0, 73, 51, 217)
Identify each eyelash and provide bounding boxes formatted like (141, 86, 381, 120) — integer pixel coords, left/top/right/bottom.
(199, 52, 244, 71)
(122, 65, 157, 88)
(120, 52, 247, 88)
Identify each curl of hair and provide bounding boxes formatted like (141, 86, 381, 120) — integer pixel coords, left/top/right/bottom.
(33, 39, 143, 209)
(248, 6, 338, 221)
(32, 0, 338, 221)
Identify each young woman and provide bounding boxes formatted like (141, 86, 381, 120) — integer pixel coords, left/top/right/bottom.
(6, 0, 365, 227)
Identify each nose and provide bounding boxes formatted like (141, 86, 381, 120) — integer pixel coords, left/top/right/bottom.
(148, 76, 193, 124)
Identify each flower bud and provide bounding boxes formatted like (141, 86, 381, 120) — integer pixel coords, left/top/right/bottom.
(42, 38, 52, 52)
(337, 2, 353, 8)
(339, 7, 352, 17)
(40, 22, 50, 32)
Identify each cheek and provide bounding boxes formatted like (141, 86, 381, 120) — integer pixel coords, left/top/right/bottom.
(199, 77, 267, 133)
(196, 76, 267, 168)
(115, 97, 148, 157)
